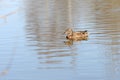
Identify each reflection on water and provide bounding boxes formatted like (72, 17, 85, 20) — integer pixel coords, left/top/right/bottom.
(0, 0, 120, 80)
(64, 37, 88, 46)
(25, 0, 77, 69)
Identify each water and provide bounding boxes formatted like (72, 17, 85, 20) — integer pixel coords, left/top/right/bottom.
(0, 0, 120, 80)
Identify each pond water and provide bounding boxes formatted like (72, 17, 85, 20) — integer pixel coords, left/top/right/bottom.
(0, 0, 120, 80)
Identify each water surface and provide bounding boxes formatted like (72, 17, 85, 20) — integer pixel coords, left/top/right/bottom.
(0, 0, 120, 80)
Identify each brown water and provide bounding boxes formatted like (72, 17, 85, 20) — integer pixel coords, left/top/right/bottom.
(0, 0, 120, 80)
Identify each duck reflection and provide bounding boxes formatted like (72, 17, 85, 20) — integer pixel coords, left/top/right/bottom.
(64, 36, 88, 46)
(64, 40, 73, 46)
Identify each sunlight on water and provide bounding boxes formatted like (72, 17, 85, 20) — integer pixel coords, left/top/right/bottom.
(0, 0, 120, 80)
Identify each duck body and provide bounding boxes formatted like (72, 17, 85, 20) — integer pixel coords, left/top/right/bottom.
(64, 28, 88, 40)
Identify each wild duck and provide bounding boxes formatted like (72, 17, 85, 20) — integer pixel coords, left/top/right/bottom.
(64, 28, 88, 40)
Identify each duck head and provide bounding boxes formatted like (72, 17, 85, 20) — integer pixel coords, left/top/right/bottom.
(64, 28, 73, 35)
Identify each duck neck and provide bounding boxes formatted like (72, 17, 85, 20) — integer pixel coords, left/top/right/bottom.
(70, 31, 73, 36)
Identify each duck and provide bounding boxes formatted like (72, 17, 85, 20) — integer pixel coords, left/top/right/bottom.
(64, 28, 88, 40)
